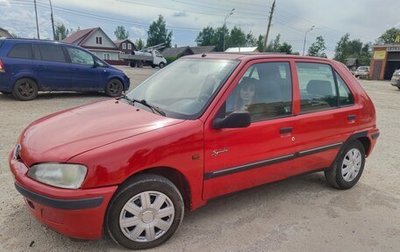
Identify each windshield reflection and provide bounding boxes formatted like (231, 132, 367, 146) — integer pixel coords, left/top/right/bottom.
(127, 59, 239, 119)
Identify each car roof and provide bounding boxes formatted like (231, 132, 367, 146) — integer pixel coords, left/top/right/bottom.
(183, 52, 335, 63)
(2, 38, 72, 47)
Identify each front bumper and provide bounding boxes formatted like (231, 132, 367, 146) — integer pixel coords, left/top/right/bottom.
(9, 157, 117, 240)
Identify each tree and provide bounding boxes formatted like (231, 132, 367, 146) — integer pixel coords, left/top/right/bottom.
(256, 34, 265, 52)
(195, 26, 215, 46)
(55, 23, 70, 41)
(114, 26, 129, 40)
(147, 15, 173, 48)
(135, 38, 145, 50)
(308, 36, 327, 58)
(377, 28, 400, 44)
(227, 26, 247, 48)
(245, 32, 257, 47)
(278, 42, 293, 54)
(265, 34, 293, 54)
(334, 33, 368, 63)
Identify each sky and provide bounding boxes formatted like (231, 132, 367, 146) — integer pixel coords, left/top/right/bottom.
(1, 0, 400, 58)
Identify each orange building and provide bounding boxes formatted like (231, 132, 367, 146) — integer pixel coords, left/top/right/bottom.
(370, 35, 400, 80)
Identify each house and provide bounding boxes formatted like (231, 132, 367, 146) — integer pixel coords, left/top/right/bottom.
(63, 27, 122, 64)
(114, 39, 137, 54)
(162, 46, 215, 58)
(0, 28, 13, 38)
(225, 47, 258, 52)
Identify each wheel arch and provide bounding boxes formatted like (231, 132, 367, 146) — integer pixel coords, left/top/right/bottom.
(117, 166, 192, 210)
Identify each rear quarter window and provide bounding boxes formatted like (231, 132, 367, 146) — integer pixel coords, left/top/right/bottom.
(7, 43, 33, 59)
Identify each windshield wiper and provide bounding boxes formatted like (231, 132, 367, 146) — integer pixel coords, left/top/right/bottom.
(116, 94, 133, 103)
(132, 98, 166, 116)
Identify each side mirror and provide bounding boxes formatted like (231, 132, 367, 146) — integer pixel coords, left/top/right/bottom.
(212, 112, 251, 129)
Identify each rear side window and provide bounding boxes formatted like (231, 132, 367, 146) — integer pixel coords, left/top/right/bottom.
(336, 72, 354, 106)
(38, 44, 66, 62)
(8, 44, 33, 59)
(296, 63, 338, 113)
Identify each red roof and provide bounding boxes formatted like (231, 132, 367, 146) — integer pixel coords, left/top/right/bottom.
(63, 27, 98, 45)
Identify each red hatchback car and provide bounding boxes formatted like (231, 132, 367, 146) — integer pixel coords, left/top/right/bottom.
(9, 54, 379, 250)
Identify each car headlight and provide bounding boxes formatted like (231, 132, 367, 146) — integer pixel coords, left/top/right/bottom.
(27, 163, 87, 189)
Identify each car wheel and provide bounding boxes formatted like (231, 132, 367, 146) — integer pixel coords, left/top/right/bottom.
(325, 140, 365, 189)
(12, 78, 38, 101)
(105, 79, 123, 97)
(159, 62, 165, 69)
(106, 174, 184, 250)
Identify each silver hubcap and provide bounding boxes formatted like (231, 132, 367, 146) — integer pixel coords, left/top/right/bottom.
(341, 148, 362, 182)
(119, 191, 175, 242)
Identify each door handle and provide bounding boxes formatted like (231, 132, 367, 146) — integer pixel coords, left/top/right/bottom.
(280, 127, 293, 135)
(347, 115, 356, 122)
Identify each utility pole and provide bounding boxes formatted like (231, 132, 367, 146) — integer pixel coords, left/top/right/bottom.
(49, 0, 56, 40)
(264, 0, 276, 51)
(34, 0, 40, 39)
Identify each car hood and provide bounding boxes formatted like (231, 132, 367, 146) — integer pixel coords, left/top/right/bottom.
(19, 100, 184, 166)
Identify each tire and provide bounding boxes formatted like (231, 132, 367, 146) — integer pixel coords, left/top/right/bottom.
(106, 174, 184, 250)
(105, 79, 123, 97)
(159, 62, 165, 69)
(12, 78, 38, 101)
(325, 140, 365, 189)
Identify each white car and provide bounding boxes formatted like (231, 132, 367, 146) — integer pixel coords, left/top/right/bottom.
(354, 66, 370, 79)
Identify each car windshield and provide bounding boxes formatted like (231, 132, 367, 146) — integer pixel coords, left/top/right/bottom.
(126, 58, 239, 119)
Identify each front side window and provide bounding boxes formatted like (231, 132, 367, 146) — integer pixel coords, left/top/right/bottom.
(296, 63, 337, 113)
(38, 44, 66, 62)
(225, 62, 292, 122)
(8, 44, 32, 59)
(127, 59, 239, 119)
(66, 47, 94, 65)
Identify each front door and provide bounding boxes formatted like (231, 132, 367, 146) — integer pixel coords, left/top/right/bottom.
(64, 47, 101, 91)
(203, 60, 298, 199)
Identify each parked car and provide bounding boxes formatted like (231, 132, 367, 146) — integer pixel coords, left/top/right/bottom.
(0, 38, 130, 100)
(9, 54, 380, 250)
(390, 69, 400, 89)
(354, 66, 370, 79)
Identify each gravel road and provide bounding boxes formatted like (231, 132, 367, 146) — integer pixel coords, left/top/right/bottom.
(0, 67, 399, 252)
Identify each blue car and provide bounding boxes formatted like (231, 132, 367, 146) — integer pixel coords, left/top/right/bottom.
(0, 38, 130, 100)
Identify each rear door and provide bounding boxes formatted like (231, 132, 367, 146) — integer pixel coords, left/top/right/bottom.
(33, 44, 72, 90)
(291, 61, 360, 173)
(64, 46, 102, 91)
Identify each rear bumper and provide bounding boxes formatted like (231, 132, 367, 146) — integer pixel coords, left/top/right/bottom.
(0, 72, 12, 92)
(9, 156, 117, 240)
